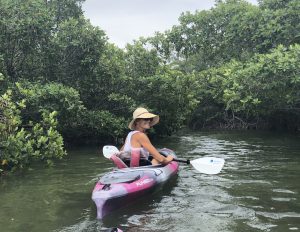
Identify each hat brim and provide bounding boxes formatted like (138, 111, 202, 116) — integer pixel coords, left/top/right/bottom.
(128, 113, 159, 130)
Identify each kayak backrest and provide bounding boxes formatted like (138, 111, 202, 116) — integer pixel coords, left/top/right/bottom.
(130, 149, 140, 167)
(110, 154, 128, 169)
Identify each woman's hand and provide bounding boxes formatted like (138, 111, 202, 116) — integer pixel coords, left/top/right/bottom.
(163, 155, 174, 165)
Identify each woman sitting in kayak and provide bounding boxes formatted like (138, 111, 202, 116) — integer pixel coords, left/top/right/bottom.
(120, 107, 174, 166)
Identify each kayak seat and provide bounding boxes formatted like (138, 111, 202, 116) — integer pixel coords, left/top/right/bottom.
(123, 158, 152, 167)
(125, 149, 152, 167)
(112, 151, 152, 168)
(110, 154, 128, 169)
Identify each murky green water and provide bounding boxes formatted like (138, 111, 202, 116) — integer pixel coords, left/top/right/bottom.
(1, 131, 299, 232)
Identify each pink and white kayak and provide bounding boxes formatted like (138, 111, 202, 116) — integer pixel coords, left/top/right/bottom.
(92, 149, 179, 219)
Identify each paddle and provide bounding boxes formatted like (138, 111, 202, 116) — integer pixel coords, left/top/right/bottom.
(102, 145, 225, 175)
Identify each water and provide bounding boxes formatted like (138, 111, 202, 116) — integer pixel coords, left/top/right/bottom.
(0, 131, 299, 232)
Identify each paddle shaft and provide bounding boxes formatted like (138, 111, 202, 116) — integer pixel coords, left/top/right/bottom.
(173, 158, 190, 164)
(158, 151, 190, 164)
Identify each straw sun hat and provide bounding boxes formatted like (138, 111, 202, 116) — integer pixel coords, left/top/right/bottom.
(128, 107, 159, 130)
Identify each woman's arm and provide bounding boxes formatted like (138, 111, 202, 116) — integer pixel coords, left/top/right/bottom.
(136, 133, 173, 164)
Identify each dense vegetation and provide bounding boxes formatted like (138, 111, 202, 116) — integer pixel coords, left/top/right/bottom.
(1, 0, 299, 174)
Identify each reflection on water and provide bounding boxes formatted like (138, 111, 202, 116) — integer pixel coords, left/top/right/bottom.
(0, 131, 299, 232)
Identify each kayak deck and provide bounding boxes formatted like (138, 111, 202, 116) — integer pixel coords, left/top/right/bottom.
(92, 150, 179, 219)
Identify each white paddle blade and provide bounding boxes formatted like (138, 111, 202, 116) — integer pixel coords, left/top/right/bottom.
(102, 145, 119, 159)
(190, 157, 225, 174)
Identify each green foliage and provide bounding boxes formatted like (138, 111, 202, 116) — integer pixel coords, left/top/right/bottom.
(31, 111, 66, 162)
(0, 0, 104, 85)
(0, 72, 7, 94)
(219, 44, 300, 115)
(147, 0, 260, 70)
(136, 0, 300, 131)
(146, 0, 299, 72)
(258, 0, 294, 10)
(0, 0, 55, 80)
(0, 90, 66, 174)
(124, 41, 161, 78)
(75, 110, 128, 141)
(1, 0, 300, 176)
(14, 81, 85, 135)
(125, 69, 199, 135)
(191, 44, 300, 129)
(47, 17, 106, 84)
(79, 44, 127, 111)
(46, 0, 84, 24)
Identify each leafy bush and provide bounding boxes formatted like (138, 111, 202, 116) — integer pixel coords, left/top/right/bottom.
(0, 90, 66, 174)
(15, 81, 85, 135)
(191, 44, 300, 129)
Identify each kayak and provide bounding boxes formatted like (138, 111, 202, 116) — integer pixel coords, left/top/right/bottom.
(92, 148, 179, 219)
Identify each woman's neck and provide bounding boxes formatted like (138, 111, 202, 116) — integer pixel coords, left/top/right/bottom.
(135, 127, 145, 133)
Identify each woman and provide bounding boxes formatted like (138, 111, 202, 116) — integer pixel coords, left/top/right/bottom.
(121, 107, 174, 166)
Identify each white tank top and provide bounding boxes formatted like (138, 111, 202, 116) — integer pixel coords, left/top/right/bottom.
(123, 131, 150, 159)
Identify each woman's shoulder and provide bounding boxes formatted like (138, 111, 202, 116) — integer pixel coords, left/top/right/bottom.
(132, 131, 148, 139)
